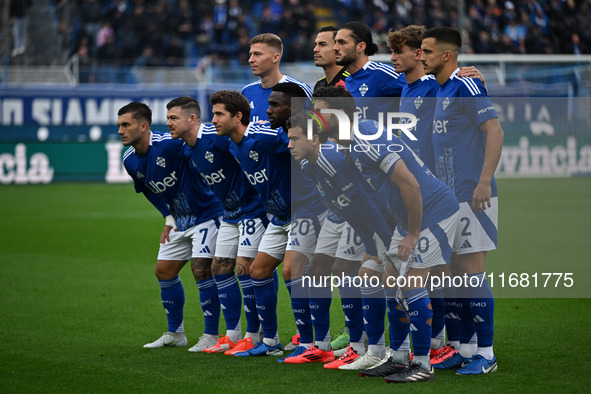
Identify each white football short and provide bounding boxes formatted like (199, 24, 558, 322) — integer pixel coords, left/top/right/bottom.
(215, 217, 268, 259)
(257, 219, 290, 260)
(287, 212, 327, 259)
(314, 217, 365, 260)
(453, 197, 498, 255)
(157, 216, 221, 261)
(386, 211, 459, 271)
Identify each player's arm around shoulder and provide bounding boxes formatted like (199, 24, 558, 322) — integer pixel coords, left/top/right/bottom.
(472, 117, 504, 213)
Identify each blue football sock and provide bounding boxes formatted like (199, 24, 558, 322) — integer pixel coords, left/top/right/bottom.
(443, 282, 462, 344)
(214, 273, 242, 332)
(467, 272, 494, 348)
(159, 276, 185, 333)
(339, 276, 363, 343)
(252, 275, 278, 341)
(385, 288, 409, 351)
(237, 274, 259, 334)
(404, 287, 433, 357)
(309, 282, 332, 343)
(360, 284, 386, 348)
(286, 277, 313, 345)
(456, 276, 477, 349)
(273, 268, 279, 293)
(428, 284, 445, 345)
(195, 278, 220, 336)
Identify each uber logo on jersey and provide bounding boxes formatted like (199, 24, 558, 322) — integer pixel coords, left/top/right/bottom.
(244, 169, 268, 185)
(433, 119, 450, 134)
(332, 193, 351, 208)
(146, 171, 178, 193)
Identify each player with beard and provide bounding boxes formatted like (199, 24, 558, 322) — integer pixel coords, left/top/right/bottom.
(313, 26, 350, 92)
(333, 21, 406, 121)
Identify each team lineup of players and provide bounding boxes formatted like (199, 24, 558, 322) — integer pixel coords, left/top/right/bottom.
(117, 21, 504, 383)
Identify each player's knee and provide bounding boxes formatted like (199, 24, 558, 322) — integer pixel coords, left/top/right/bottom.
(190, 258, 213, 281)
(249, 261, 274, 280)
(281, 264, 292, 281)
(308, 259, 329, 277)
(212, 256, 236, 276)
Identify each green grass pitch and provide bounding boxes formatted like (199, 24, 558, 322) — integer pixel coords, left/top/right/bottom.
(1, 178, 590, 392)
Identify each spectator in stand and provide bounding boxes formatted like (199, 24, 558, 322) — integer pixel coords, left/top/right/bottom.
(62, 0, 591, 71)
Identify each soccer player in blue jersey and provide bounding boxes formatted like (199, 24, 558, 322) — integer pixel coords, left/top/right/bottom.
(421, 27, 504, 375)
(307, 87, 461, 382)
(285, 113, 367, 367)
(241, 33, 312, 122)
(165, 96, 270, 355)
(261, 82, 330, 364)
(312, 26, 368, 361)
(388, 26, 489, 368)
(333, 21, 406, 120)
(117, 102, 224, 350)
(388, 25, 453, 368)
(313, 26, 350, 92)
(209, 90, 291, 357)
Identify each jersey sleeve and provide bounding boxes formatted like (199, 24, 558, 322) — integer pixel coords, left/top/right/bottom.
(142, 190, 171, 218)
(353, 124, 402, 177)
(253, 127, 290, 153)
(459, 78, 498, 126)
(382, 73, 405, 97)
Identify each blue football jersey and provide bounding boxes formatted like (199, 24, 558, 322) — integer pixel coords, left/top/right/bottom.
(300, 143, 394, 255)
(291, 155, 327, 220)
(183, 123, 267, 223)
(432, 68, 499, 203)
(350, 120, 459, 232)
(399, 74, 439, 173)
(241, 75, 313, 122)
(345, 61, 406, 121)
(123, 131, 223, 231)
(229, 122, 291, 225)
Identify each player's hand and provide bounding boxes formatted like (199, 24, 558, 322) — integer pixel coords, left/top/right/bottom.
(397, 234, 418, 263)
(471, 181, 492, 213)
(161, 226, 172, 244)
(458, 66, 486, 85)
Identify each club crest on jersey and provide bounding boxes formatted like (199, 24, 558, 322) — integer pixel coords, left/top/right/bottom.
(442, 97, 450, 110)
(359, 83, 369, 96)
(205, 151, 214, 163)
(414, 96, 423, 109)
(354, 158, 363, 172)
(249, 150, 259, 162)
(156, 157, 166, 168)
(136, 171, 144, 179)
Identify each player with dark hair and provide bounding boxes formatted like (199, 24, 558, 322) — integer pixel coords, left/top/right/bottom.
(421, 26, 504, 375)
(313, 26, 350, 92)
(117, 102, 224, 350)
(209, 90, 290, 357)
(383, 25, 488, 371)
(296, 86, 461, 382)
(254, 82, 331, 363)
(242, 33, 312, 122)
(334, 21, 406, 120)
(165, 96, 269, 355)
